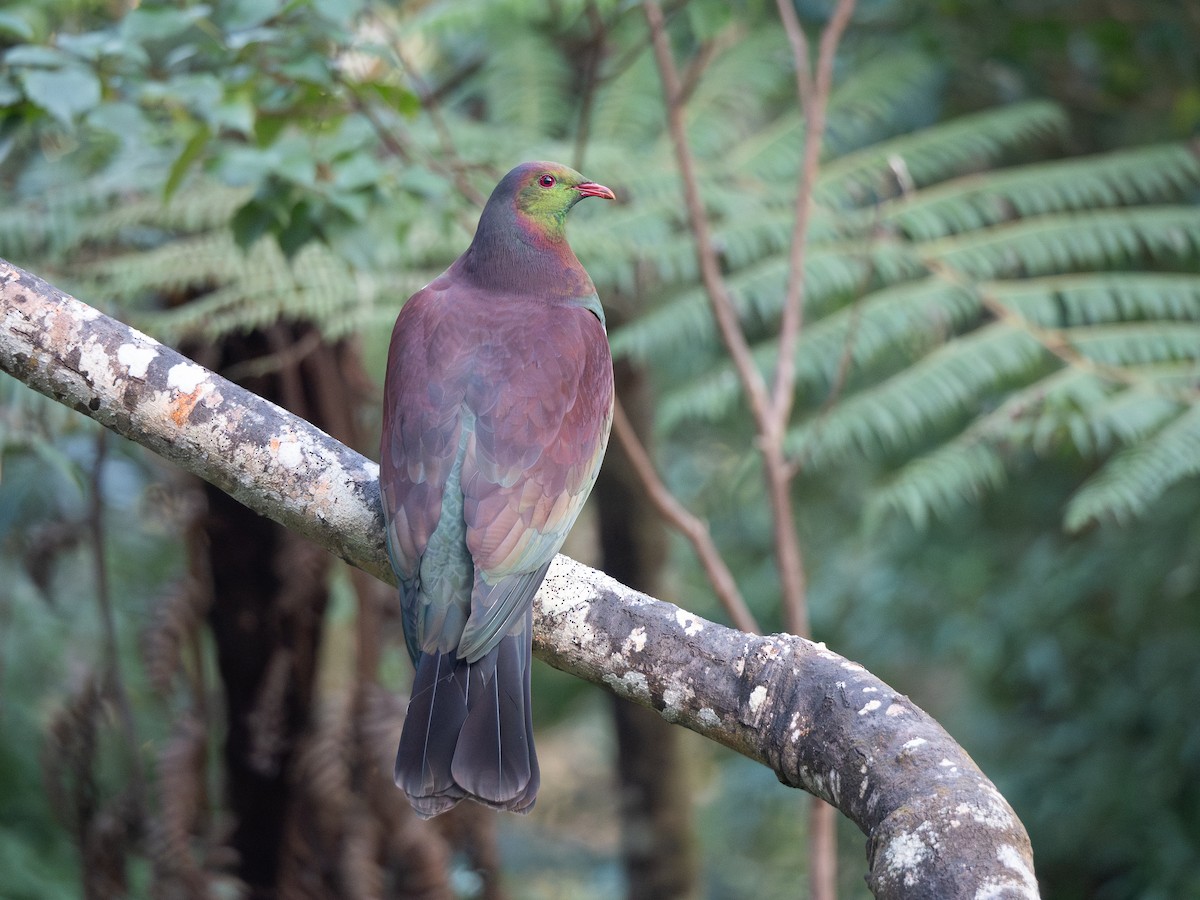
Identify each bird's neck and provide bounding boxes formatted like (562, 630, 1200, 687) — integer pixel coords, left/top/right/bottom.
(459, 201, 592, 298)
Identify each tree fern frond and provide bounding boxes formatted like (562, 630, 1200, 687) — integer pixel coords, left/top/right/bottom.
(878, 143, 1200, 241)
(85, 233, 244, 302)
(991, 273, 1200, 327)
(656, 277, 981, 430)
(927, 206, 1200, 279)
(609, 242, 923, 361)
(685, 27, 790, 157)
(720, 51, 942, 182)
(1057, 380, 1188, 457)
(867, 436, 1009, 531)
(481, 30, 574, 138)
(786, 322, 1052, 468)
(1065, 403, 1200, 531)
(79, 184, 253, 242)
(1067, 323, 1200, 367)
(818, 101, 1069, 211)
(591, 52, 666, 148)
(819, 51, 945, 158)
(867, 366, 1095, 527)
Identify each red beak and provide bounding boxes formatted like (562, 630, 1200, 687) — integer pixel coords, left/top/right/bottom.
(574, 181, 616, 201)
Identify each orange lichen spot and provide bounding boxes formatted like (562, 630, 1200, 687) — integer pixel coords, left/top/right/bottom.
(169, 387, 205, 426)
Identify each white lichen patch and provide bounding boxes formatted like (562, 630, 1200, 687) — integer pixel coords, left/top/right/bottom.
(748, 684, 767, 713)
(954, 793, 1015, 830)
(662, 683, 693, 709)
(167, 361, 209, 393)
(696, 707, 720, 729)
(117, 342, 158, 378)
(901, 738, 927, 752)
(603, 670, 650, 703)
(973, 845, 1040, 900)
(883, 827, 937, 888)
(997, 844, 1039, 893)
(840, 660, 866, 673)
(271, 434, 304, 469)
(885, 702, 908, 717)
(661, 681, 695, 723)
(858, 699, 882, 716)
(675, 608, 704, 636)
(78, 339, 117, 391)
(534, 566, 597, 648)
(787, 710, 803, 740)
(622, 626, 647, 655)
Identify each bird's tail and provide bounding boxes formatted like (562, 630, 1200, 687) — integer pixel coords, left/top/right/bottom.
(394, 627, 539, 819)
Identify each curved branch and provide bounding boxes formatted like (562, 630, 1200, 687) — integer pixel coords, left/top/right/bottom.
(0, 258, 1039, 900)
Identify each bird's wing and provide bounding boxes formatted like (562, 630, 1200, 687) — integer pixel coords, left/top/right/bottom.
(380, 278, 477, 661)
(456, 299, 613, 662)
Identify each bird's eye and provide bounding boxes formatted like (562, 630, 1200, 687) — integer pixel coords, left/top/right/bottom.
(538, 174, 556, 188)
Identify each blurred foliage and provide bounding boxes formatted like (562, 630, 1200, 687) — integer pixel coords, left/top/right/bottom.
(2, 0, 1199, 897)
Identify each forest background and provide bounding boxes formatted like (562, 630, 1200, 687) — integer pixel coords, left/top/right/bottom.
(1, 0, 1198, 898)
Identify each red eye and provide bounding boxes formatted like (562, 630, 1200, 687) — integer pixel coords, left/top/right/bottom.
(538, 174, 556, 187)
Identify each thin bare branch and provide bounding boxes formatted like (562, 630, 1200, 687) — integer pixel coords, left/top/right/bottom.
(770, 0, 857, 438)
(775, 0, 815, 114)
(642, 0, 773, 433)
(766, 0, 857, 657)
(613, 399, 760, 634)
(390, 42, 490, 208)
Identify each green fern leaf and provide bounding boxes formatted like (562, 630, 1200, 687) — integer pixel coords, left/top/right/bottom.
(1065, 403, 1200, 531)
(787, 322, 1052, 468)
(992, 273, 1200, 327)
(879, 143, 1200, 241)
(655, 277, 982, 430)
(1068, 323, 1200, 367)
(819, 100, 1068, 211)
(927, 206, 1200, 279)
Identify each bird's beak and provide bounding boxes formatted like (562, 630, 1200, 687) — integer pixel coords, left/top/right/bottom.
(574, 181, 616, 201)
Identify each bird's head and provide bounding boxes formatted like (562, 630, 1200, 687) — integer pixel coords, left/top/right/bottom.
(496, 161, 615, 242)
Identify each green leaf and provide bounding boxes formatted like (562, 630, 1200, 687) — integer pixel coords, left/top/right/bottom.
(367, 82, 421, 118)
(85, 101, 151, 143)
(223, 0, 285, 31)
(3, 45, 72, 67)
(120, 4, 211, 42)
(211, 92, 257, 137)
(0, 11, 35, 42)
(165, 126, 211, 201)
(231, 197, 283, 249)
(17, 65, 101, 128)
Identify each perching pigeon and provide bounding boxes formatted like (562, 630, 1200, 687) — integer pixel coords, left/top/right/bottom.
(380, 161, 615, 817)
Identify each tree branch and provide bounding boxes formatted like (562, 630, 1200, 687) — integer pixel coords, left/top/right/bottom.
(642, 0, 773, 433)
(769, 0, 856, 436)
(612, 398, 760, 634)
(0, 258, 1039, 899)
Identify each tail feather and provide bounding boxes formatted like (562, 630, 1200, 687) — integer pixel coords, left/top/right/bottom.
(394, 625, 538, 818)
(394, 650, 469, 818)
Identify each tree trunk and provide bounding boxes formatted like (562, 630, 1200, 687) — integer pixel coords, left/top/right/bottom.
(598, 360, 699, 900)
(190, 325, 348, 896)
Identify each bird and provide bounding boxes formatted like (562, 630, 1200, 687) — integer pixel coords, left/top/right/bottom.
(380, 161, 616, 818)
